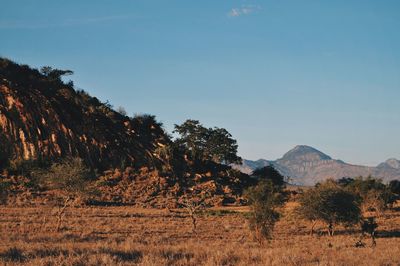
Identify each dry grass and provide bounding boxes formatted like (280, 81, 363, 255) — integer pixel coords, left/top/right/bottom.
(0, 202, 399, 265)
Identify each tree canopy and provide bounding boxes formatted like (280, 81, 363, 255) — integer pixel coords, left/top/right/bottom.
(251, 165, 285, 188)
(173, 119, 242, 164)
(296, 180, 361, 236)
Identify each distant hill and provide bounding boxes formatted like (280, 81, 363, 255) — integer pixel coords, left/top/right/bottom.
(234, 145, 400, 185)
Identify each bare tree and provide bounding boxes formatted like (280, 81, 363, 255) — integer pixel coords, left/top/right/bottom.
(35, 157, 95, 231)
(178, 194, 209, 234)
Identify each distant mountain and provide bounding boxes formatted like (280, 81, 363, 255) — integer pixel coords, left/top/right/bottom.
(234, 145, 400, 185)
(377, 158, 400, 169)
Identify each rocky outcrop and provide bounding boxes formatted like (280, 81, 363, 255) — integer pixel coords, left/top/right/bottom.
(0, 58, 169, 171)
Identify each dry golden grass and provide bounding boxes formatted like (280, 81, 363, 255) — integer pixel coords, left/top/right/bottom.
(0, 201, 399, 265)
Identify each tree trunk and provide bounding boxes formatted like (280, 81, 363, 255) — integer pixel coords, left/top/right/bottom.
(56, 196, 71, 232)
(310, 220, 317, 236)
(328, 223, 334, 236)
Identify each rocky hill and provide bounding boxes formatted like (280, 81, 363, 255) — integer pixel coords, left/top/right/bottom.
(234, 145, 400, 185)
(0, 58, 169, 171)
(0, 58, 252, 207)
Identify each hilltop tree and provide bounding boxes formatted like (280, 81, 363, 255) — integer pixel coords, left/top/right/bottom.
(40, 66, 73, 82)
(173, 119, 241, 164)
(296, 180, 361, 236)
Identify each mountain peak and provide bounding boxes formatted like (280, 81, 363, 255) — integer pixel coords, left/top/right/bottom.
(379, 158, 400, 169)
(280, 145, 332, 162)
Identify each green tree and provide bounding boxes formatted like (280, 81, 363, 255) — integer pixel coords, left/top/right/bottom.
(388, 180, 400, 197)
(244, 179, 286, 244)
(251, 165, 285, 188)
(40, 66, 73, 82)
(173, 119, 241, 164)
(338, 176, 395, 214)
(173, 120, 207, 160)
(296, 180, 361, 236)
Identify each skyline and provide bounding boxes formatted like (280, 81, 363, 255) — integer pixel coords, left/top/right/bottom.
(1, 1, 399, 166)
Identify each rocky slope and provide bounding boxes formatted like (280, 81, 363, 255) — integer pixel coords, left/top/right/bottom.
(235, 145, 400, 185)
(0, 58, 169, 171)
(0, 58, 252, 206)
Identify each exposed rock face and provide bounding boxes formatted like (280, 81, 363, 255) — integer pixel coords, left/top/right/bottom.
(0, 58, 169, 170)
(234, 145, 400, 185)
(0, 58, 253, 207)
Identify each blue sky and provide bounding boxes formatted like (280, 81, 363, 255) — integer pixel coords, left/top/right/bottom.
(1, 1, 399, 165)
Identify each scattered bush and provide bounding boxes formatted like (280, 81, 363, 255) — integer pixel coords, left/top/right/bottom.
(34, 157, 96, 231)
(296, 180, 361, 236)
(338, 176, 396, 214)
(244, 177, 286, 243)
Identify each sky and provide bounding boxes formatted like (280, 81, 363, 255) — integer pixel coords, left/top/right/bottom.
(1, 0, 399, 166)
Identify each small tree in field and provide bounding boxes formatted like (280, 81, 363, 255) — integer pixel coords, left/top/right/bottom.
(36, 157, 95, 231)
(296, 180, 361, 236)
(244, 178, 285, 244)
(178, 195, 208, 234)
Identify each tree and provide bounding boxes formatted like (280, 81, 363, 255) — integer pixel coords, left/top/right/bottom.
(178, 195, 209, 234)
(388, 180, 400, 197)
(35, 157, 95, 231)
(173, 120, 207, 160)
(116, 106, 128, 116)
(40, 66, 73, 82)
(338, 176, 395, 214)
(251, 166, 285, 188)
(244, 179, 285, 244)
(173, 120, 241, 164)
(296, 180, 361, 236)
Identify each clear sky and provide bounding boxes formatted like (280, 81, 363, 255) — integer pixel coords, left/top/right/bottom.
(1, 1, 399, 166)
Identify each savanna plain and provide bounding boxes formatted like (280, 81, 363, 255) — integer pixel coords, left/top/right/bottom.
(1, 201, 399, 266)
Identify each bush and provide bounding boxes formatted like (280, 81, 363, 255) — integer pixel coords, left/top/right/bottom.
(251, 165, 285, 188)
(388, 180, 400, 198)
(338, 176, 396, 213)
(34, 157, 96, 231)
(244, 179, 285, 243)
(296, 180, 361, 236)
(0, 181, 10, 205)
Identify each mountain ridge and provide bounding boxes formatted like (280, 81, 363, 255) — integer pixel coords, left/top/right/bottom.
(234, 145, 400, 185)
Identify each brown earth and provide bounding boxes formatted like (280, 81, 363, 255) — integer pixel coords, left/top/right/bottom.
(0, 201, 399, 265)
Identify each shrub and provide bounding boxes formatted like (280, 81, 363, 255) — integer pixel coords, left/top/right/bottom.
(296, 180, 361, 236)
(34, 157, 96, 231)
(388, 180, 400, 198)
(338, 176, 395, 213)
(244, 179, 285, 243)
(0, 181, 10, 205)
(251, 165, 285, 188)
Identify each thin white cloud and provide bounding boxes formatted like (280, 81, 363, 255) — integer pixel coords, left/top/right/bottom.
(0, 15, 131, 30)
(228, 5, 261, 17)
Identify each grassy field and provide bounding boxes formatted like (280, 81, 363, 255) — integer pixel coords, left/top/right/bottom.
(0, 202, 399, 265)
